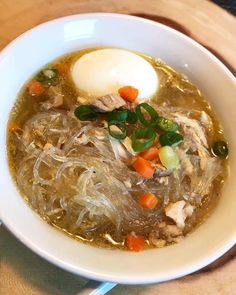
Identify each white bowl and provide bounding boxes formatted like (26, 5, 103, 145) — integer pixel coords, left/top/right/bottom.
(0, 13, 236, 284)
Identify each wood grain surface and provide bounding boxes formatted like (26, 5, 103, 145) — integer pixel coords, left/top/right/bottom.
(0, 0, 236, 294)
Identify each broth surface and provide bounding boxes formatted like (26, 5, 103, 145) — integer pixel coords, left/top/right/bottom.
(7, 48, 228, 250)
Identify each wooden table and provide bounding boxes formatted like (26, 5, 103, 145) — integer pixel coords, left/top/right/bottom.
(0, 1, 236, 294)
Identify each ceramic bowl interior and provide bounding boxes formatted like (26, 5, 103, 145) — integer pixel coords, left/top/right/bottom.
(0, 13, 235, 284)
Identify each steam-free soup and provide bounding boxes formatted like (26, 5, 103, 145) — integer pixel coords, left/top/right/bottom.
(7, 48, 228, 251)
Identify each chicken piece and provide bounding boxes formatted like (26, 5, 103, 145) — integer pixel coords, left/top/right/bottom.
(162, 225, 182, 237)
(165, 200, 194, 228)
(91, 94, 126, 112)
(149, 230, 167, 248)
(122, 137, 137, 156)
(176, 148, 193, 175)
(173, 113, 210, 170)
(174, 114, 208, 147)
(184, 203, 194, 216)
(154, 239, 166, 248)
(157, 223, 183, 243)
(88, 128, 108, 140)
(41, 86, 64, 110)
(151, 238, 166, 248)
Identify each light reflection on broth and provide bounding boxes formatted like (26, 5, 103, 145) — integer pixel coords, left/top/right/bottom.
(7, 48, 228, 251)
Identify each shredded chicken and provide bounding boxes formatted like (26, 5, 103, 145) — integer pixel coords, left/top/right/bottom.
(41, 86, 64, 110)
(149, 234, 167, 248)
(173, 113, 210, 170)
(174, 114, 208, 147)
(176, 148, 193, 174)
(165, 201, 194, 228)
(91, 93, 126, 112)
(153, 222, 183, 243)
(162, 225, 182, 237)
(109, 138, 129, 160)
(88, 128, 107, 141)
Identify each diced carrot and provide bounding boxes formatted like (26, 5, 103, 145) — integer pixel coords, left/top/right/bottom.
(118, 86, 139, 102)
(126, 232, 145, 252)
(9, 122, 21, 132)
(54, 62, 69, 75)
(138, 192, 158, 209)
(140, 146, 159, 161)
(28, 80, 44, 96)
(132, 156, 154, 179)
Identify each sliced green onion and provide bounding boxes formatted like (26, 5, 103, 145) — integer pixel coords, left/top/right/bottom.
(107, 109, 128, 122)
(42, 69, 57, 79)
(159, 146, 179, 169)
(126, 110, 138, 124)
(36, 68, 58, 84)
(108, 120, 127, 140)
(156, 116, 178, 132)
(131, 127, 156, 152)
(211, 141, 228, 158)
(159, 131, 183, 146)
(74, 105, 98, 121)
(136, 103, 159, 127)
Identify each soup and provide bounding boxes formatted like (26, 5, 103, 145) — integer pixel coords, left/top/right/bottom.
(7, 48, 228, 251)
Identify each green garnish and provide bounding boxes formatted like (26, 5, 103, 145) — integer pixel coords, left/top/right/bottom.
(159, 146, 180, 170)
(131, 127, 156, 152)
(107, 109, 128, 122)
(74, 105, 98, 121)
(108, 120, 127, 140)
(36, 68, 58, 84)
(42, 69, 57, 79)
(126, 110, 138, 124)
(159, 131, 183, 146)
(136, 103, 159, 127)
(211, 141, 228, 158)
(156, 117, 178, 132)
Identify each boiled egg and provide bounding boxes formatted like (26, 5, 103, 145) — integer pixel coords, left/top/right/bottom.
(71, 48, 159, 102)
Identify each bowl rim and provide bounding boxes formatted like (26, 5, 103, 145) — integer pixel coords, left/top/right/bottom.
(0, 12, 235, 80)
(0, 12, 236, 284)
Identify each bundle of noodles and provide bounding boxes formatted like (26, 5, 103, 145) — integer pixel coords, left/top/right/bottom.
(16, 111, 163, 242)
(15, 108, 224, 243)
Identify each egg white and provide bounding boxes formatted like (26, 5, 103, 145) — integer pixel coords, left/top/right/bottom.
(71, 48, 159, 102)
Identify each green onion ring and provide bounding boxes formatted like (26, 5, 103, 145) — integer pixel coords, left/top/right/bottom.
(159, 131, 183, 146)
(156, 116, 178, 132)
(131, 127, 156, 152)
(107, 109, 128, 122)
(74, 105, 98, 121)
(108, 120, 127, 140)
(135, 103, 159, 127)
(211, 141, 228, 158)
(126, 110, 138, 124)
